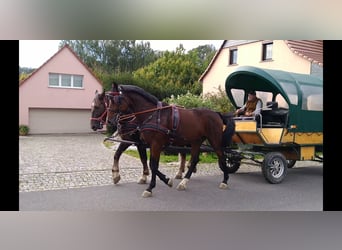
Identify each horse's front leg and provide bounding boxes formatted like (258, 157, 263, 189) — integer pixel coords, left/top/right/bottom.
(142, 145, 173, 198)
(112, 142, 130, 184)
(136, 144, 149, 184)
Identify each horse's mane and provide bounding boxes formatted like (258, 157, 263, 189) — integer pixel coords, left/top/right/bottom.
(119, 85, 161, 105)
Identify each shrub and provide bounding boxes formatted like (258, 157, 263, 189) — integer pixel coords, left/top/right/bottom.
(163, 86, 234, 113)
(19, 125, 29, 136)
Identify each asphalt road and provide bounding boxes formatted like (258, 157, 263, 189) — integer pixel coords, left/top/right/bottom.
(20, 163, 323, 211)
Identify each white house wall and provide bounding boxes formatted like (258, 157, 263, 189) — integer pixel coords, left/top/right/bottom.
(202, 40, 312, 95)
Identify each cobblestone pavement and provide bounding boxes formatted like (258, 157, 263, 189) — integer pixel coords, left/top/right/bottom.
(19, 133, 223, 192)
(19, 133, 319, 192)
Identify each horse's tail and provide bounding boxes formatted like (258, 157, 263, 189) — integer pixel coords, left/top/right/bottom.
(217, 112, 236, 148)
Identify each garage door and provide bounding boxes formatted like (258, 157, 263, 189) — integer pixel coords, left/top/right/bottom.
(29, 108, 93, 134)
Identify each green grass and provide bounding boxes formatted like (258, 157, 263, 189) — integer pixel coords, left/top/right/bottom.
(103, 140, 218, 163)
(124, 149, 219, 163)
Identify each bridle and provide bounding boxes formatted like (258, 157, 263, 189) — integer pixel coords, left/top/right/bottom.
(90, 91, 120, 126)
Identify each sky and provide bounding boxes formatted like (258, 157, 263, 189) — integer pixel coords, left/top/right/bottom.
(19, 40, 223, 68)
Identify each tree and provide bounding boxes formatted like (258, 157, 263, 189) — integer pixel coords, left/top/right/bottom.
(19, 67, 35, 81)
(132, 43, 217, 99)
(59, 40, 159, 73)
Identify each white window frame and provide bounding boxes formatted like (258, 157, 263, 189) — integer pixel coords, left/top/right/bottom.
(48, 73, 84, 89)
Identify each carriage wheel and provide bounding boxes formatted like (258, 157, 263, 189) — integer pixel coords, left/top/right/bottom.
(227, 159, 241, 173)
(262, 152, 288, 184)
(224, 151, 241, 173)
(287, 160, 296, 168)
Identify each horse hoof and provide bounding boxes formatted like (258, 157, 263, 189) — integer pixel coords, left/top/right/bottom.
(167, 178, 173, 187)
(113, 175, 121, 184)
(176, 184, 186, 190)
(142, 190, 152, 198)
(137, 177, 147, 184)
(176, 178, 189, 191)
(219, 183, 228, 189)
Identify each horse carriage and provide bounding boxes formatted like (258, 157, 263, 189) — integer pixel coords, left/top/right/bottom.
(90, 66, 322, 196)
(225, 66, 323, 184)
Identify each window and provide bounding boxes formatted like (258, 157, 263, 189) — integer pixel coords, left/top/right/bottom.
(275, 94, 289, 109)
(48, 73, 84, 88)
(301, 85, 323, 111)
(255, 91, 273, 108)
(73, 75, 83, 88)
(230, 89, 245, 107)
(61, 74, 71, 87)
(49, 73, 59, 86)
(278, 81, 298, 105)
(262, 42, 273, 61)
(229, 49, 237, 65)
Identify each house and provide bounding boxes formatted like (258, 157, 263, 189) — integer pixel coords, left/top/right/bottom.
(19, 44, 103, 134)
(199, 40, 323, 95)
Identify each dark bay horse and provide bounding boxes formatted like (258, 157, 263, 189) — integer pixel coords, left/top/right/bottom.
(106, 83, 235, 197)
(90, 89, 189, 185)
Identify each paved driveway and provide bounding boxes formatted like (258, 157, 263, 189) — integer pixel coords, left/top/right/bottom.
(19, 133, 141, 192)
(19, 133, 323, 210)
(19, 133, 232, 192)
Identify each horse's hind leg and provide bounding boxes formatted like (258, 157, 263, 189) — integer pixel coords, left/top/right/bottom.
(208, 132, 230, 189)
(177, 145, 200, 191)
(175, 152, 186, 179)
(217, 152, 229, 189)
(136, 144, 149, 184)
(112, 142, 130, 184)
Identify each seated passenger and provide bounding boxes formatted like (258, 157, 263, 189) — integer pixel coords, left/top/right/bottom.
(234, 91, 262, 117)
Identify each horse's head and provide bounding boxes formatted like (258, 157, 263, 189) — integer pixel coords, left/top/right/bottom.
(90, 90, 107, 131)
(107, 82, 159, 129)
(106, 91, 131, 127)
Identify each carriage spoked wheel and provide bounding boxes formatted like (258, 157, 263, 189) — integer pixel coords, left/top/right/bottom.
(261, 152, 288, 184)
(287, 160, 296, 168)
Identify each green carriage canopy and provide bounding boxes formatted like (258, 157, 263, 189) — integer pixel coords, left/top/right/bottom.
(225, 66, 323, 132)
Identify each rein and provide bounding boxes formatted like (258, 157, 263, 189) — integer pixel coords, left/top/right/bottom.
(118, 105, 173, 122)
(90, 108, 107, 123)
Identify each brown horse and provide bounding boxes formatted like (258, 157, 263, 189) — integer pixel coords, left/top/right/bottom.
(106, 83, 235, 197)
(90, 89, 189, 185)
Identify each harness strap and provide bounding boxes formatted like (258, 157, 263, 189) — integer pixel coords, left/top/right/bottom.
(139, 105, 181, 144)
(172, 105, 180, 132)
(140, 123, 173, 136)
(118, 120, 139, 136)
(157, 101, 162, 124)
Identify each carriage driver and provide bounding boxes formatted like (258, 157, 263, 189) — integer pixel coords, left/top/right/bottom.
(234, 90, 262, 117)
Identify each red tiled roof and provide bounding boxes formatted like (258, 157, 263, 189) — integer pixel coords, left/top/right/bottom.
(19, 44, 103, 87)
(285, 40, 323, 66)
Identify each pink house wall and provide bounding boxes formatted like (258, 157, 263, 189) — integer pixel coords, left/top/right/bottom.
(19, 46, 103, 125)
